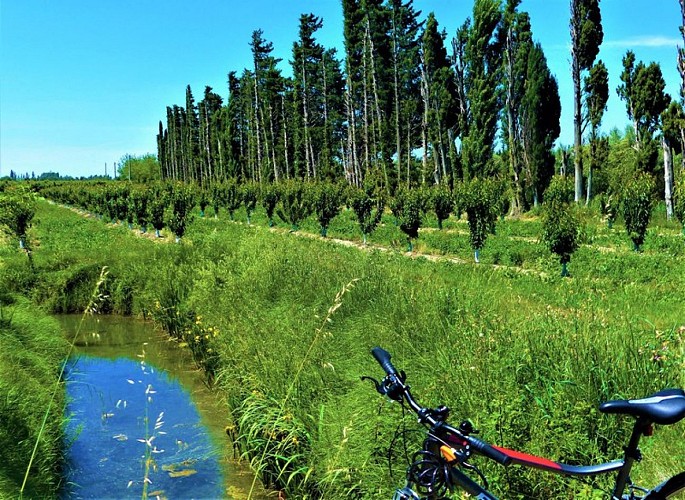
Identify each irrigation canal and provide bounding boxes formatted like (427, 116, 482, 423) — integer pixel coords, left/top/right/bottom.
(57, 315, 267, 499)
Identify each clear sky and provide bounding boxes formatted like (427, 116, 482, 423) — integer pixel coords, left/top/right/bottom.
(1, 0, 681, 178)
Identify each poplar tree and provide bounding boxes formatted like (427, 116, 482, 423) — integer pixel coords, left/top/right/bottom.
(616, 54, 669, 173)
(501, 0, 532, 212)
(251, 30, 285, 183)
(198, 86, 223, 185)
(389, 0, 423, 188)
(184, 85, 200, 182)
(570, 0, 603, 202)
(459, 0, 503, 179)
(520, 43, 561, 206)
(583, 60, 609, 204)
(420, 13, 458, 185)
(342, 0, 393, 187)
(292, 14, 344, 180)
(661, 100, 684, 219)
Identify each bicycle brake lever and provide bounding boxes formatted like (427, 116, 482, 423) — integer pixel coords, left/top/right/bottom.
(361, 376, 384, 395)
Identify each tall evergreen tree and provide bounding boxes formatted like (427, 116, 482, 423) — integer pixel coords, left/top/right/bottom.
(251, 29, 286, 183)
(520, 43, 561, 206)
(389, 0, 423, 188)
(420, 13, 459, 186)
(501, 0, 532, 212)
(184, 85, 200, 182)
(583, 60, 609, 203)
(617, 53, 669, 173)
(198, 86, 223, 185)
(291, 14, 344, 181)
(342, 0, 393, 187)
(570, 0, 603, 202)
(680, 0, 685, 102)
(459, 0, 503, 179)
(661, 100, 683, 219)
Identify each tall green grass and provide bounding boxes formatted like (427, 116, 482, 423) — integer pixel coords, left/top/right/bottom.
(2, 199, 683, 498)
(183, 221, 683, 498)
(0, 295, 68, 498)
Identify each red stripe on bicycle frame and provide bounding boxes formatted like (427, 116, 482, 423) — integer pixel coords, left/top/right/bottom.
(492, 446, 563, 471)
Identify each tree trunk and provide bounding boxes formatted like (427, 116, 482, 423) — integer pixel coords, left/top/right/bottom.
(420, 51, 429, 185)
(362, 31, 371, 174)
(586, 137, 594, 206)
(268, 104, 279, 182)
(392, 22, 402, 186)
(282, 96, 290, 179)
(367, 19, 387, 186)
(505, 25, 522, 214)
(302, 64, 312, 178)
(663, 136, 674, 220)
(253, 76, 263, 181)
(572, 57, 583, 202)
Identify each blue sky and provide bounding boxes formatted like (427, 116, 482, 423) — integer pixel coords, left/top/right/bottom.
(1, 0, 681, 178)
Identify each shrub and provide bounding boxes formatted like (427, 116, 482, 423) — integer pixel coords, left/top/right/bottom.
(349, 186, 383, 245)
(275, 180, 313, 232)
(242, 182, 259, 224)
(224, 179, 242, 221)
(462, 178, 499, 262)
(430, 185, 454, 230)
(211, 182, 227, 218)
(0, 190, 36, 249)
(313, 182, 343, 237)
(130, 187, 150, 232)
(261, 184, 279, 227)
(621, 172, 655, 251)
(196, 186, 210, 217)
(167, 184, 195, 242)
(541, 176, 580, 277)
(148, 184, 168, 237)
(390, 188, 423, 251)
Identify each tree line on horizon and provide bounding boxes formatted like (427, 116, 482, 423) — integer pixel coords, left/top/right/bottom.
(155, 0, 685, 218)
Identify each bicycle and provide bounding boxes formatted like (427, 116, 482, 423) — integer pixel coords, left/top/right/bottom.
(363, 347, 685, 499)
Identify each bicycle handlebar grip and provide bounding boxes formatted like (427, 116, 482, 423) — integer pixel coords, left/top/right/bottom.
(371, 347, 398, 375)
(467, 436, 511, 466)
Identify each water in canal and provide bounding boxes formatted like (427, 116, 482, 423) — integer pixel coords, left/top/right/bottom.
(58, 315, 268, 499)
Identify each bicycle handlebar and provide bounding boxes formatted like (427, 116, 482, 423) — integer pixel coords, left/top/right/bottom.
(466, 435, 511, 466)
(369, 346, 511, 467)
(371, 346, 398, 376)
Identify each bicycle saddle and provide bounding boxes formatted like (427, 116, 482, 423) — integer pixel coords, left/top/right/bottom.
(599, 388, 685, 425)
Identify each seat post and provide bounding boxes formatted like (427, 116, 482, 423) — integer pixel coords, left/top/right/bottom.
(611, 417, 650, 499)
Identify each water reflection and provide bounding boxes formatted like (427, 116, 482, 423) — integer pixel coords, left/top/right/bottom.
(58, 315, 266, 499)
(63, 356, 223, 499)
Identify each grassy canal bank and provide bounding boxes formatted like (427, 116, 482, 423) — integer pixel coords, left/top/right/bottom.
(0, 295, 68, 497)
(1, 198, 683, 498)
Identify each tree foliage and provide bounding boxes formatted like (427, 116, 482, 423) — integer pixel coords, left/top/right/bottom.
(621, 171, 655, 251)
(390, 188, 423, 249)
(430, 185, 454, 230)
(462, 178, 499, 260)
(349, 186, 383, 244)
(617, 52, 669, 172)
(276, 180, 313, 231)
(117, 154, 161, 183)
(312, 182, 343, 236)
(0, 189, 35, 248)
(542, 176, 580, 275)
(167, 184, 195, 241)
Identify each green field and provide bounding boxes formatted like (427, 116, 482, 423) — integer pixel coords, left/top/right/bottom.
(1, 197, 683, 499)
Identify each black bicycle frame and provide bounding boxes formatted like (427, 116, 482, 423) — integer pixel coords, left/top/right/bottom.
(442, 417, 652, 500)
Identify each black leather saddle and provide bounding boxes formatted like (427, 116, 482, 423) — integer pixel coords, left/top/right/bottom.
(599, 388, 685, 425)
